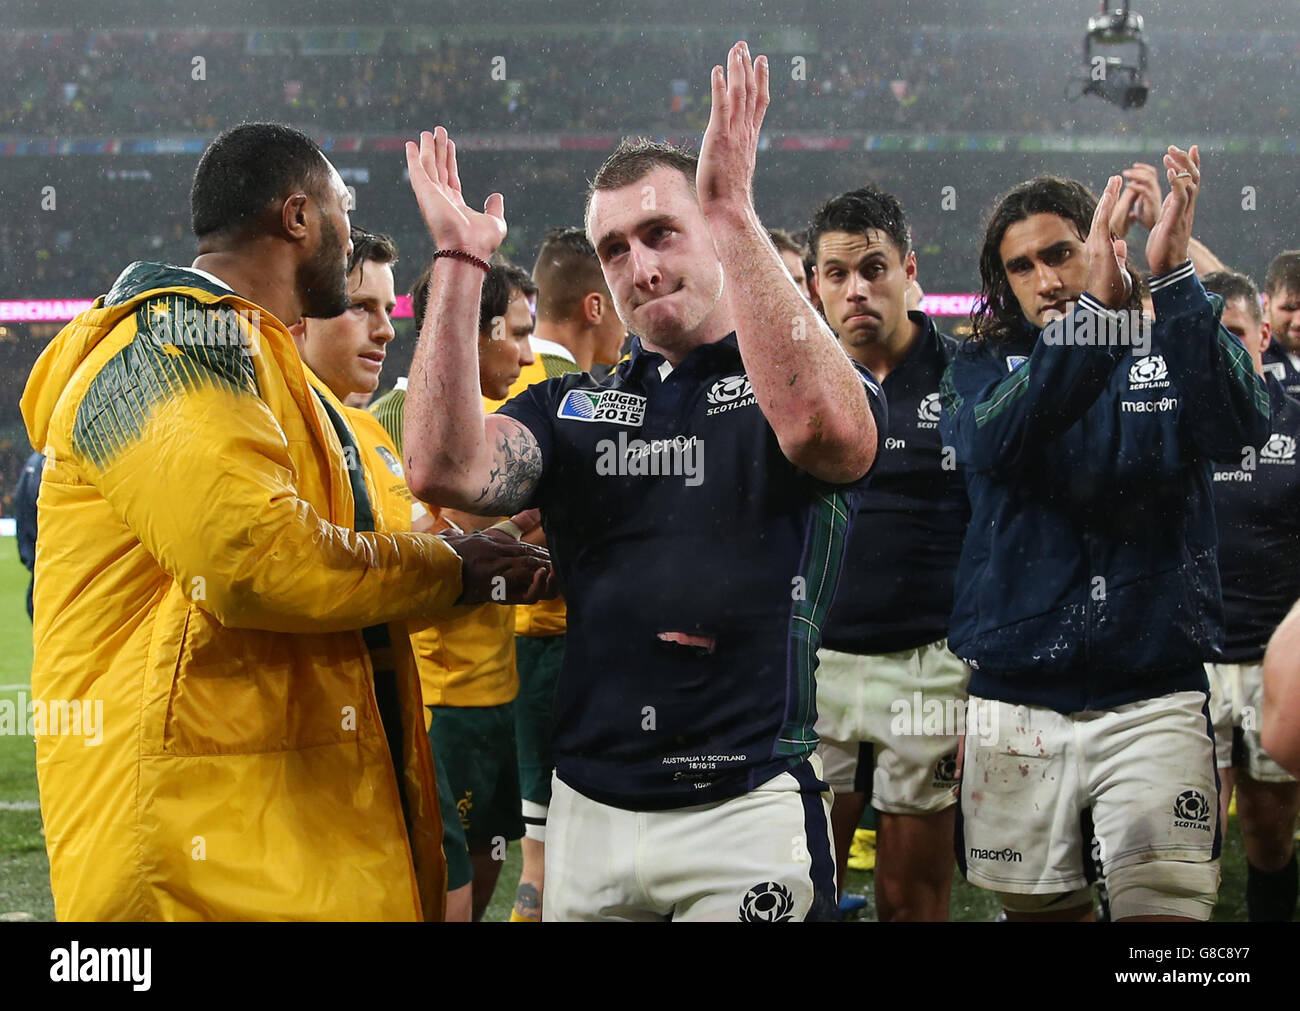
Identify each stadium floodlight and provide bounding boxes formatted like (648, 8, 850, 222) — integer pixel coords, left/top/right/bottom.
(1072, 1, 1150, 109)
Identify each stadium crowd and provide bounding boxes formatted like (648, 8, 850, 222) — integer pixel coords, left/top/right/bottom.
(1, 25, 1296, 137)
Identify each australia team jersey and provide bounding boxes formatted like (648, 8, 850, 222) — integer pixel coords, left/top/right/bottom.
(821, 312, 969, 655)
(1211, 378, 1300, 661)
(368, 380, 518, 708)
(497, 332, 887, 810)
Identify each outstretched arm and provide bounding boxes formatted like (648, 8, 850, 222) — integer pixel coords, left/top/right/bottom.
(698, 43, 874, 485)
(400, 128, 544, 515)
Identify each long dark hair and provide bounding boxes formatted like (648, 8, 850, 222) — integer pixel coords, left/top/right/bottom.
(970, 176, 1098, 344)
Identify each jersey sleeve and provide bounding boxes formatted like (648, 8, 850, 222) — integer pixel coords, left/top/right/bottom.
(838, 361, 889, 493)
(70, 325, 466, 634)
(1148, 262, 1272, 462)
(939, 297, 1129, 476)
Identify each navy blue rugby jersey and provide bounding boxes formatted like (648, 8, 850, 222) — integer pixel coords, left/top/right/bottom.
(821, 312, 970, 655)
(496, 332, 887, 810)
(1262, 339, 1300, 398)
(1211, 378, 1300, 662)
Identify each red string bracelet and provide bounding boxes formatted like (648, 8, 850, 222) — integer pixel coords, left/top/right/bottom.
(431, 248, 491, 272)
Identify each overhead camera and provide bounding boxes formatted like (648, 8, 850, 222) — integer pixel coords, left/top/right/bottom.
(1072, 2, 1150, 109)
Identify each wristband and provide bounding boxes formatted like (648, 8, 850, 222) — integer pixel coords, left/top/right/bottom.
(431, 248, 491, 273)
(490, 518, 525, 540)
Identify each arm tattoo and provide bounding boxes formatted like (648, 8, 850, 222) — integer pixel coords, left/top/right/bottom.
(472, 420, 542, 515)
(513, 882, 541, 918)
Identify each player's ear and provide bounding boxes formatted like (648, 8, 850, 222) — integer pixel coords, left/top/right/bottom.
(807, 267, 825, 314)
(584, 292, 603, 325)
(282, 193, 310, 241)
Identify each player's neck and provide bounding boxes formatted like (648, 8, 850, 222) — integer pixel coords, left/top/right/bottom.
(646, 306, 735, 368)
(533, 320, 592, 372)
(190, 250, 302, 330)
(848, 315, 922, 383)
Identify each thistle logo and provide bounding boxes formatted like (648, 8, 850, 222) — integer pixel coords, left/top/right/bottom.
(739, 881, 795, 922)
(932, 753, 958, 786)
(1260, 434, 1296, 463)
(706, 374, 756, 416)
(917, 392, 941, 428)
(1128, 355, 1169, 389)
(1173, 789, 1212, 831)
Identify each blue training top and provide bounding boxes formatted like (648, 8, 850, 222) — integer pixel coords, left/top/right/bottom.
(940, 263, 1271, 713)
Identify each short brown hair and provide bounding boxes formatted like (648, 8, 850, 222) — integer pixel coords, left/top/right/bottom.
(1203, 270, 1264, 325)
(1265, 251, 1300, 298)
(347, 226, 397, 284)
(585, 138, 698, 228)
(532, 226, 611, 324)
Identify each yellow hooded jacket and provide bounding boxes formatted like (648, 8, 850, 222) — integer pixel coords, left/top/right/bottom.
(20, 262, 463, 921)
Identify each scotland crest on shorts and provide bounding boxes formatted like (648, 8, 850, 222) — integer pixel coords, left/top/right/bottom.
(1172, 789, 1212, 831)
(739, 881, 795, 922)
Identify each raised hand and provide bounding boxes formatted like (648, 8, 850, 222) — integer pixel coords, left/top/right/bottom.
(404, 126, 505, 260)
(1146, 145, 1200, 277)
(1108, 162, 1164, 240)
(1107, 178, 1141, 240)
(1122, 162, 1163, 232)
(1083, 175, 1132, 310)
(697, 41, 770, 220)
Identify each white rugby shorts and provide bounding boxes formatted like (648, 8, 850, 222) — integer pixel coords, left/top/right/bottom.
(959, 690, 1220, 900)
(814, 639, 968, 814)
(544, 757, 837, 921)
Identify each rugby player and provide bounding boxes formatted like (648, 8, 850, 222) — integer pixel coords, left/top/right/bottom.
(291, 225, 473, 922)
(18, 122, 552, 921)
(372, 257, 537, 922)
(403, 42, 885, 921)
(481, 227, 627, 921)
(1201, 269, 1300, 921)
(940, 149, 1270, 922)
(806, 185, 970, 921)
(1262, 251, 1300, 395)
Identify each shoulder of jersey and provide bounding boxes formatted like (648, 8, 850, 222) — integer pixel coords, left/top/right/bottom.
(935, 329, 962, 361)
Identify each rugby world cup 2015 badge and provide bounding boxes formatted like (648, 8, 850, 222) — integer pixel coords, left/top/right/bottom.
(557, 389, 646, 426)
